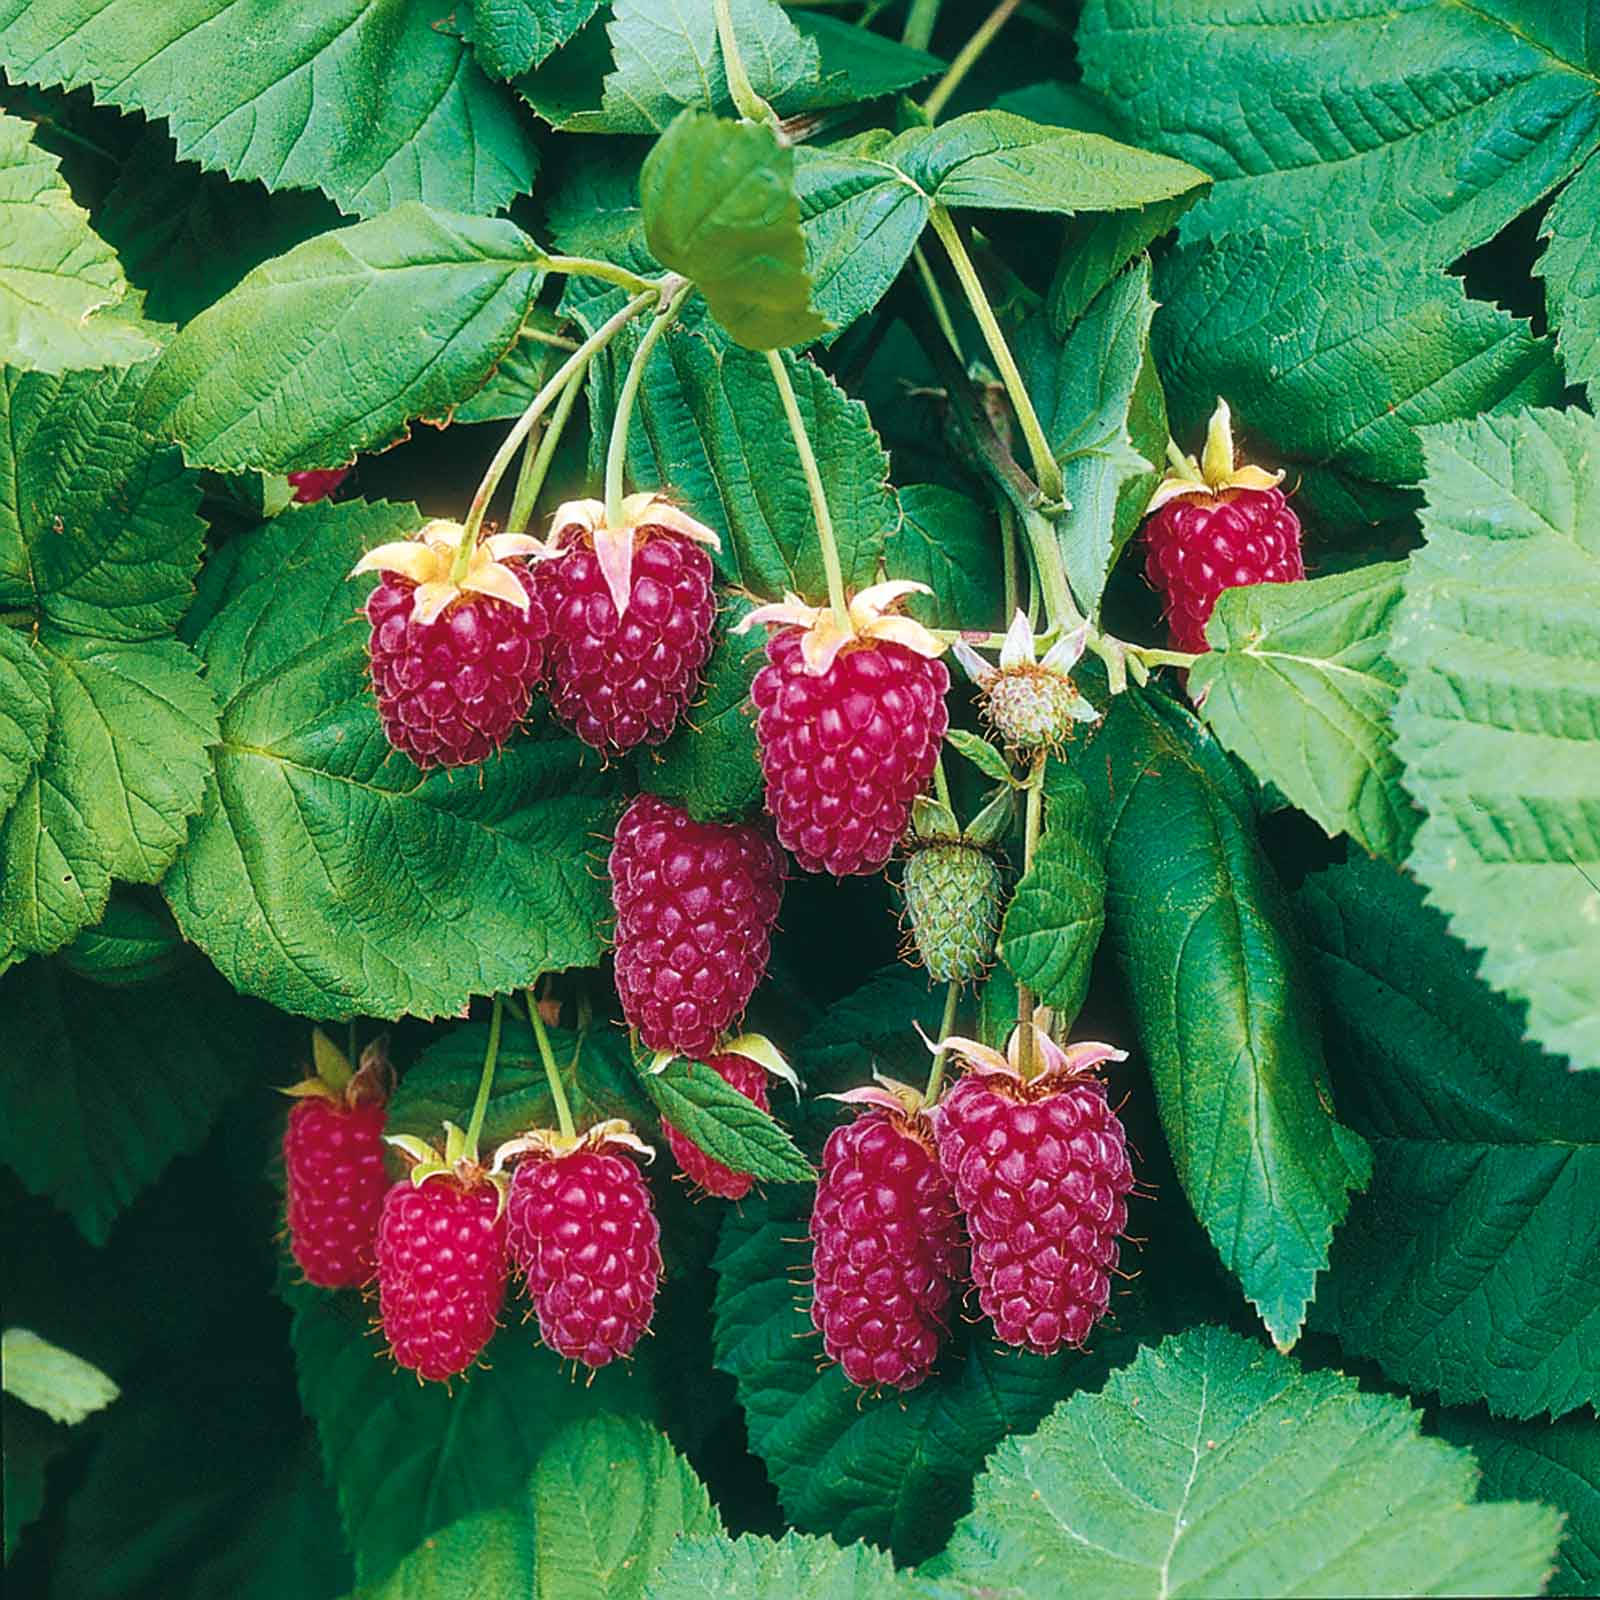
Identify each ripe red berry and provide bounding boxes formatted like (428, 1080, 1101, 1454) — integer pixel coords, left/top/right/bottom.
(661, 1051, 771, 1199)
(536, 498, 718, 757)
(506, 1142, 662, 1368)
(1143, 486, 1304, 654)
(287, 467, 350, 503)
(283, 1095, 388, 1289)
(609, 794, 786, 1059)
(376, 1176, 508, 1383)
(750, 631, 949, 877)
(935, 1040, 1134, 1357)
(809, 1109, 965, 1391)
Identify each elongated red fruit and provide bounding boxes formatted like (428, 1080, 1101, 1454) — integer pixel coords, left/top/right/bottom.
(283, 1095, 388, 1288)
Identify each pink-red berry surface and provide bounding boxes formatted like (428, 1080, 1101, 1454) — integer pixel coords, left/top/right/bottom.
(936, 1072, 1133, 1356)
(376, 1178, 508, 1383)
(283, 1096, 388, 1289)
(506, 1147, 662, 1368)
(535, 528, 715, 756)
(287, 467, 351, 503)
(365, 565, 548, 768)
(1142, 487, 1304, 654)
(750, 632, 949, 877)
(809, 1111, 965, 1391)
(610, 794, 785, 1059)
(661, 1052, 769, 1199)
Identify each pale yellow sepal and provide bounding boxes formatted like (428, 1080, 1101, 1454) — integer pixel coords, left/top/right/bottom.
(1147, 397, 1284, 513)
(545, 493, 721, 619)
(350, 520, 543, 624)
(651, 1035, 801, 1098)
(927, 1010, 1128, 1086)
(490, 1118, 655, 1171)
(733, 580, 946, 678)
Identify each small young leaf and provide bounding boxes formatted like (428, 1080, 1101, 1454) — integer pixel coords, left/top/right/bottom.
(468, 0, 603, 79)
(1394, 408, 1600, 1070)
(1, 1329, 118, 1425)
(641, 111, 828, 351)
(1000, 762, 1106, 1024)
(1049, 192, 1199, 333)
(138, 204, 547, 472)
(929, 1325, 1563, 1598)
(1192, 562, 1415, 861)
(1538, 150, 1600, 406)
(641, 1060, 813, 1184)
(945, 730, 1014, 787)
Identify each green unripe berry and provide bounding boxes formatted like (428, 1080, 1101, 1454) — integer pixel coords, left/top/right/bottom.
(901, 842, 1002, 983)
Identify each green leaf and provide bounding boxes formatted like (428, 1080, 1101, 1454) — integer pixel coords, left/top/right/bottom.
(1081, 0, 1600, 267)
(468, 0, 602, 78)
(353, 1415, 719, 1600)
(928, 1324, 1563, 1598)
(0, 0, 539, 218)
(2, 1397, 64, 1563)
(892, 110, 1211, 216)
(1, 364, 205, 639)
(894, 485, 1004, 633)
(1539, 151, 1600, 405)
(1297, 856, 1600, 1420)
(0, 108, 159, 372)
(641, 1060, 812, 1184)
(794, 963, 948, 1095)
(1078, 688, 1371, 1348)
(1192, 563, 1416, 861)
(712, 1189, 1141, 1564)
(0, 958, 260, 1244)
(451, 309, 568, 425)
(643, 599, 764, 822)
(60, 891, 185, 988)
(289, 1277, 663, 1583)
(138, 204, 546, 472)
(1432, 1409, 1600, 1598)
(1021, 258, 1164, 612)
(579, 303, 895, 601)
(647, 1530, 908, 1600)
(0, 625, 50, 821)
(162, 501, 621, 1020)
(1049, 192, 1198, 335)
(0, 1329, 118, 1425)
(1392, 408, 1600, 1069)
(1155, 232, 1566, 529)
(945, 729, 1013, 787)
(93, 127, 341, 329)
(1000, 762, 1105, 1025)
(642, 112, 827, 350)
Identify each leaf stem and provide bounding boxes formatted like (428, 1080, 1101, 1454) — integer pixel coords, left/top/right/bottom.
(454, 290, 656, 580)
(921, 980, 962, 1106)
(527, 987, 577, 1141)
(714, 0, 779, 127)
(902, 0, 940, 49)
(1016, 750, 1046, 1075)
(605, 279, 692, 527)
(922, 0, 1022, 123)
(1000, 501, 1020, 622)
(765, 348, 850, 624)
(463, 995, 505, 1161)
(912, 245, 962, 357)
(537, 254, 660, 297)
(506, 360, 585, 534)
(927, 204, 1064, 506)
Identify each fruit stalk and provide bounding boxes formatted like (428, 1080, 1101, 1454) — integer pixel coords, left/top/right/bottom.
(1016, 752, 1045, 1075)
(921, 979, 962, 1105)
(505, 355, 586, 535)
(922, 0, 1023, 122)
(714, 0, 779, 127)
(765, 348, 851, 626)
(463, 993, 505, 1158)
(604, 278, 693, 527)
(535, 253, 660, 297)
(528, 986, 577, 1140)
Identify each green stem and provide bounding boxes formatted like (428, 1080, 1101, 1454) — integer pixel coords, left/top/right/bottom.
(463, 995, 505, 1160)
(927, 205, 1064, 506)
(932, 753, 952, 812)
(911, 245, 962, 358)
(454, 290, 656, 580)
(1016, 751, 1045, 1075)
(527, 988, 576, 1141)
(605, 280, 692, 527)
(922, 0, 1023, 122)
(921, 980, 962, 1106)
(714, 0, 778, 126)
(1000, 501, 1020, 622)
(537, 253, 661, 297)
(1017, 505, 1080, 634)
(1131, 645, 1201, 670)
(765, 348, 850, 624)
(505, 359, 585, 535)
(902, 0, 940, 48)
(520, 325, 581, 353)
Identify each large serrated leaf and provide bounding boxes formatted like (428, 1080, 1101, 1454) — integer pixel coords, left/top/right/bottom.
(1392, 408, 1600, 1069)
(1081, 0, 1600, 267)
(350, 1415, 718, 1600)
(1192, 563, 1416, 861)
(0, 625, 50, 820)
(927, 1325, 1563, 1598)
(641, 1060, 812, 1184)
(1538, 151, 1600, 406)
(1000, 762, 1105, 1025)
(0, 958, 260, 1244)
(138, 205, 546, 472)
(0, 109, 159, 372)
(468, 0, 602, 78)
(1298, 856, 1599, 1420)
(647, 1529, 909, 1600)
(0, 0, 539, 218)
(1155, 232, 1566, 529)
(162, 502, 622, 1020)
(894, 485, 1004, 634)
(1079, 688, 1371, 1349)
